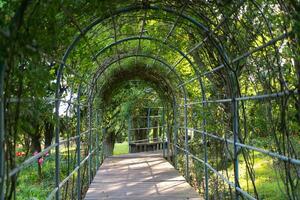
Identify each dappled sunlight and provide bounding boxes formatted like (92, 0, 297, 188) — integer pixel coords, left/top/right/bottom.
(85, 152, 202, 199)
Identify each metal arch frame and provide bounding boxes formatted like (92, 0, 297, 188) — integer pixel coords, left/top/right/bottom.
(1, 6, 230, 200)
(88, 54, 186, 120)
(53, 3, 222, 195)
(69, 48, 186, 170)
(90, 35, 210, 183)
(87, 53, 185, 115)
(88, 51, 209, 188)
(81, 8, 234, 196)
(0, 2, 296, 200)
(87, 53, 188, 165)
(83, 10, 265, 200)
(45, 4, 232, 200)
(89, 53, 184, 92)
(57, 4, 230, 95)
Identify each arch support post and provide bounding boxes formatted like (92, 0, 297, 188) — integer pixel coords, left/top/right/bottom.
(54, 96, 61, 199)
(76, 88, 81, 200)
(0, 63, 5, 200)
(161, 108, 166, 158)
(233, 97, 240, 200)
(88, 102, 93, 184)
(173, 102, 178, 169)
(167, 124, 171, 161)
(202, 108, 209, 199)
(231, 70, 240, 200)
(95, 111, 100, 170)
(128, 115, 132, 153)
(184, 103, 189, 181)
(147, 108, 151, 142)
(203, 126, 209, 199)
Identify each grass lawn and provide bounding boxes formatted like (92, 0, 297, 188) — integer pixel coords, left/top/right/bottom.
(113, 142, 129, 155)
(219, 151, 294, 200)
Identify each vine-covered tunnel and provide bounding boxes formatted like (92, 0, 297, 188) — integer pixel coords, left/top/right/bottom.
(0, 0, 300, 199)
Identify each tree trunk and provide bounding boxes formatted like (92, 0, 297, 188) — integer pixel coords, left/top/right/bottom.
(31, 133, 41, 153)
(44, 121, 54, 148)
(30, 128, 42, 178)
(104, 132, 115, 156)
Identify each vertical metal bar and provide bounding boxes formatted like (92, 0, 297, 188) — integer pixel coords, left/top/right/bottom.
(147, 108, 151, 141)
(128, 115, 131, 153)
(76, 88, 81, 200)
(54, 98, 60, 200)
(0, 64, 5, 200)
(173, 102, 178, 169)
(95, 111, 99, 170)
(88, 102, 92, 184)
(203, 109, 209, 200)
(99, 110, 103, 164)
(167, 124, 170, 160)
(184, 99, 189, 181)
(199, 83, 209, 200)
(233, 98, 239, 200)
(162, 108, 166, 157)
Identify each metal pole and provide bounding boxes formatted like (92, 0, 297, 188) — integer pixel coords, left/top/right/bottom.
(167, 124, 170, 161)
(128, 115, 131, 153)
(173, 102, 178, 169)
(54, 101, 60, 199)
(76, 87, 81, 200)
(184, 100, 189, 181)
(162, 108, 166, 158)
(95, 111, 99, 170)
(203, 111, 209, 200)
(0, 63, 5, 200)
(88, 102, 92, 184)
(233, 98, 239, 200)
(199, 81, 209, 200)
(147, 108, 151, 141)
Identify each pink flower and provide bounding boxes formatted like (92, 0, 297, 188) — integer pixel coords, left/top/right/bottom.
(45, 152, 49, 157)
(33, 151, 38, 156)
(38, 157, 44, 166)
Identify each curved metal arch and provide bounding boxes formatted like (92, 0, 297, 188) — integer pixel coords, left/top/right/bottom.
(57, 4, 228, 159)
(57, 4, 213, 141)
(58, 4, 231, 83)
(90, 35, 207, 112)
(55, 4, 231, 198)
(61, 5, 208, 62)
(87, 53, 188, 123)
(89, 53, 185, 161)
(94, 69, 178, 110)
(86, 52, 192, 153)
(88, 53, 187, 102)
(88, 36, 209, 181)
(86, 52, 188, 142)
(90, 54, 184, 92)
(91, 35, 206, 94)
